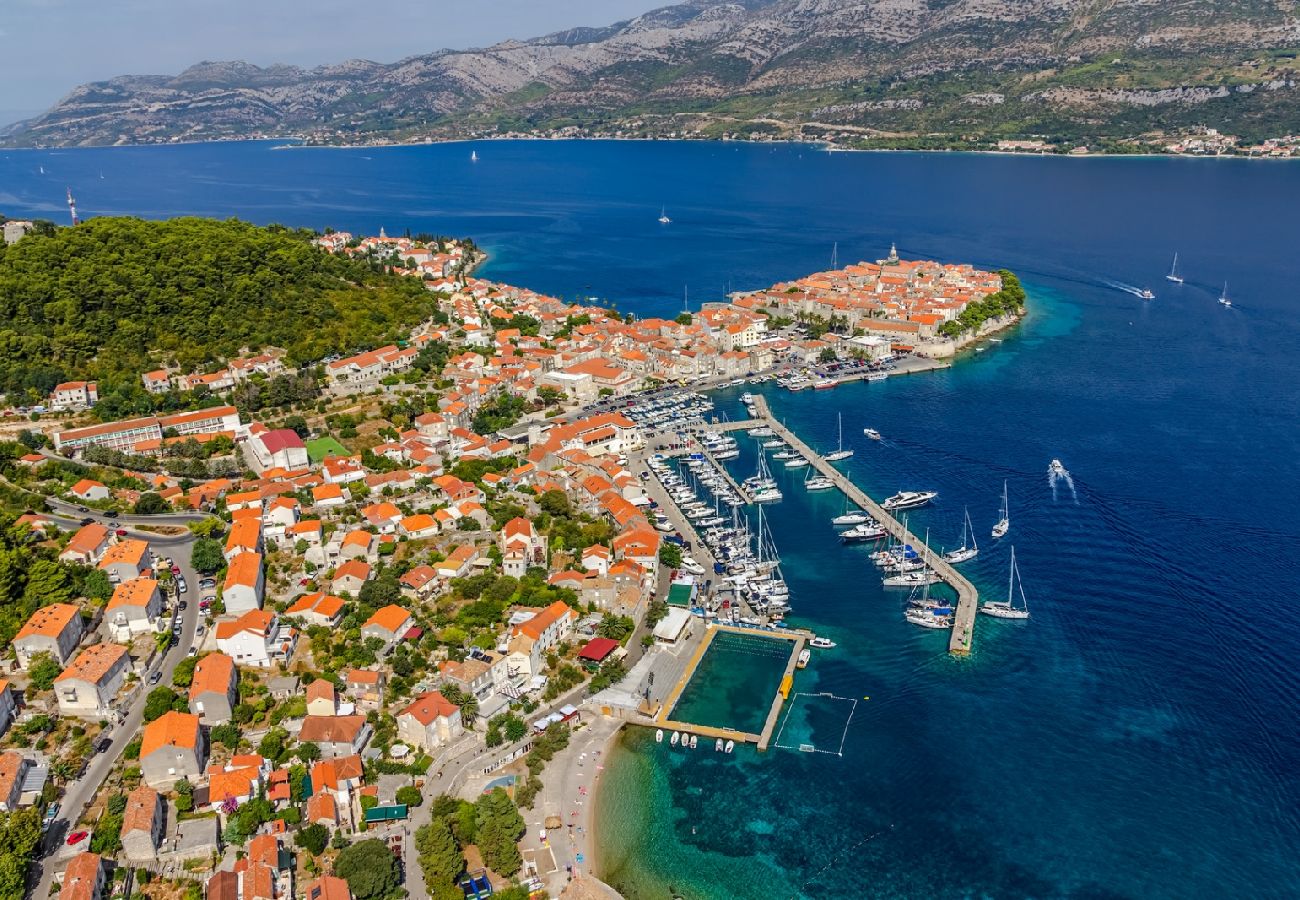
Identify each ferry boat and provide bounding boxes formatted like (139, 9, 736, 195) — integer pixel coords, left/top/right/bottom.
(863, 427, 883, 440)
(832, 509, 871, 526)
(809, 636, 836, 649)
(882, 490, 936, 511)
(981, 546, 1031, 619)
(1165, 252, 1184, 284)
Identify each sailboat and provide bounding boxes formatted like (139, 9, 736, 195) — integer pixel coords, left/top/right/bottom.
(470, 150, 479, 162)
(943, 507, 979, 564)
(1219, 282, 1232, 307)
(981, 546, 1031, 619)
(991, 480, 1010, 538)
(1165, 253, 1183, 284)
(824, 412, 853, 462)
(658, 206, 672, 224)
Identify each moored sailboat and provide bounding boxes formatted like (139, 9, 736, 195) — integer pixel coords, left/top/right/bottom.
(991, 480, 1010, 538)
(824, 412, 854, 462)
(943, 506, 979, 564)
(980, 545, 1031, 619)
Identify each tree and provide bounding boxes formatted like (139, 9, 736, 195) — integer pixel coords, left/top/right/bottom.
(187, 517, 225, 539)
(395, 785, 423, 808)
(170, 654, 199, 688)
(83, 568, 113, 602)
(210, 723, 241, 748)
(174, 777, 194, 813)
(538, 490, 570, 517)
(190, 538, 224, 574)
(295, 823, 330, 856)
(22, 559, 74, 608)
(0, 807, 42, 900)
(658, 542, 683, 569)
(415, 818, 465, 900)
(132, 492, 168, 515)
(819, 347, 838, 363)
(675, 312, 693, 325)
(26, 653, 62, 692)
(335, 838, 401, 900)
(475, 788, 525, 876)
(143, 686, 186, 722)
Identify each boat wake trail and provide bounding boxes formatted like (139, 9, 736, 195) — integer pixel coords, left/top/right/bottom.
(1049, 470, 1079, 504)
(1104, 280, 1147, 298)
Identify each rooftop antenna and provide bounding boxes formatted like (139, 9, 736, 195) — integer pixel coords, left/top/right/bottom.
(66, 187, 78, 226)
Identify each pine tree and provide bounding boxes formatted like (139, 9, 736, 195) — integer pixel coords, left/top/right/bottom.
(475, 788, 524, 877)
(415, 818, 465, 900)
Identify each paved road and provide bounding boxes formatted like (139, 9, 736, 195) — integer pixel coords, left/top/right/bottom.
(47, 496, 207, 526)
(31, 526, 200, 898)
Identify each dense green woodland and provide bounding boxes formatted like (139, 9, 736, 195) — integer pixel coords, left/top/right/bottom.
(0, 217, 438, 401)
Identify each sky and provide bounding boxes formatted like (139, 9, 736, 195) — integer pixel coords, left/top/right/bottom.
(0, 0, 668, 123)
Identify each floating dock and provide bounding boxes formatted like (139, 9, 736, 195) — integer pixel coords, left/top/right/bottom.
(746, 395, 979, 656)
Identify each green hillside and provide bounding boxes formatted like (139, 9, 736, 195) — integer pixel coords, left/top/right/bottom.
(0, 217, 437, 403)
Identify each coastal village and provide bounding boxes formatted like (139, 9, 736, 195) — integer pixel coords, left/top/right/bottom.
(0, 229, 1011, 900)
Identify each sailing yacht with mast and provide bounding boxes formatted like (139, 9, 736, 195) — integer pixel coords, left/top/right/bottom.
(658, 206, 672, 224)
(1165, 253, 1183, 284)
(1219, 282, 1232, 307)
(991, 480, 1010, 538)
(981, 546, 1031, 619)
(824, 413, 854, 462)
(943, 507, 979, 564)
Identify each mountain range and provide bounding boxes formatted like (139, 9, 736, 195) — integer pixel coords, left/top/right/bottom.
(5, 0, 1300, 150)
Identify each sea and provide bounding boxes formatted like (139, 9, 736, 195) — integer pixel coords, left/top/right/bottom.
(3, 140, 1299, 898)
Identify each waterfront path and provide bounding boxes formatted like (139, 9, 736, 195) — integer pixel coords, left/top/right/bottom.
(747, 395, 979, 655)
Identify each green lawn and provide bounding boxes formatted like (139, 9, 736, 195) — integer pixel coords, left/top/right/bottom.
(305, 435, 349, 463)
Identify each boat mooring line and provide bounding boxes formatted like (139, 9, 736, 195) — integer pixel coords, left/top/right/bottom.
(788, 824, 895, 899)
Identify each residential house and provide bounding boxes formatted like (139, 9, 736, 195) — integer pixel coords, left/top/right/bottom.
(120, 785, 164, 861)
(105, 578, 164, 640)
(55, 643, 130, 718)
(13, 603, 84, 668)
(214, 610, 296, 669)
(331, 559, 370, 595)
(223, 519, 262, 562)
(50, 381, 99, 411)
(70, 479, 110, 502)
(283, 592, 345, 628)
(399, 565, 439, 600)
(139, 711, 206, 788)
(222, 551, 264, 614)
(59, 523, 112, 565)
(98, 539, 152, 583)
(396, 691, 463, 752)
(61, 853, 105, 900)
(189, 652, 238, 724)
(250, 429, 309, 471)
(432, 544, 479, 580)
(305, 680, 336, 717)
(298, 715, 371, 758)
(302, 876, 352, 900)
(344, 670, 384, 711)
(0, 752, 30, 811)
(360, 605, 411, 652)
(0, 682, 13, 739)
(508, 600, 579, 678)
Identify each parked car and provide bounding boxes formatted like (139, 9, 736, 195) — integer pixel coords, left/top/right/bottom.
(104, 509, 120, 517)
(148, 671, 162, 685)
(187, 647, 198, 657)
(196, 625, 205, 636)
(176, 580, 188, 594)
(115, 529, 127, 537)
(171, 565, 181, 575)
(93, 737, 111, 753)
(78, 518, 93, 526)
(108, 521, 119, 529)
(198, 599, 212, 610)
(198, 577, 216, 588)
(66, 831, 88, 847)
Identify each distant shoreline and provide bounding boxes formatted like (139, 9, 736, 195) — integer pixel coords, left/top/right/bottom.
(3, 133, 1297, 162)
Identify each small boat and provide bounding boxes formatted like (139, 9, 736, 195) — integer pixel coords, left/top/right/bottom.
(671, 731, 680, 746)
(470, 150, 479, 162)
(656, 728, 664, 743)
(905, 605, 953, 629)
(943, 506, 979, 564)
(772, 449, 798, 460)
(784, 458, 810, 469)
(1219, 282, 1232, 307)
(658, 206, 671, 224)
(813, 379, 837, 390)
(805, 473, 834, 491)
(981, 545, 1031, 619)
(823, 413, 854, 461)
(689, 734, 698, 749)
(716, 738, 724, 752)
(1049, 459, 1068, 478)
(883, 490, 936, 511)
(1138, 287, 1155, 300)
(809, 636, 836, 649)
(725, 740, 735, 753)
(840, 522, 887, 542)
(796, 648, 811, 669)
(864, 428, 882, 440)
(1165, 252, 1184, 284)
(883, 570, 940, 588)
(866, 372, 888, 382)
(991, 480, 1010, 538)
(832, 509, 870, 526)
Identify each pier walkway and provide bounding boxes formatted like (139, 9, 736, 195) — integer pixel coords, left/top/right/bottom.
(748, 395, 979, 655)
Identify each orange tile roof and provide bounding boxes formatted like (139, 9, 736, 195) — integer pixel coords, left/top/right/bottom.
(285, 592, 345, 619)
(400, 690, 459, 726)
(363, 604, 410, 634)
(121, 785, 160, 836)
(62, 852, 103, 900)
(65, 523, 110, 557)
(333, 559, 370, 584)
(140, 710, 201, 757)
(305, 792, 338, 825)
(107, 578, 159, 611)
(189, 653, 236, 699)
(16, 603, 80, 640)
(223, 551, 262, 589)
(513, 600, 577, 641)
(99, 539, 149, 569)
(55, 643, 128, 686)
(214, 609, 275, 641)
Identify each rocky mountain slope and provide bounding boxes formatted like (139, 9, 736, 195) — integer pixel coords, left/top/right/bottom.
(6, 0, 1299, 149)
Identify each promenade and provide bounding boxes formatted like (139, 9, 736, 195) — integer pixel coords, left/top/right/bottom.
(745, 395, 979, 655)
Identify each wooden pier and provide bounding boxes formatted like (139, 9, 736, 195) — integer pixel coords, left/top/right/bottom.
(749, 395, 979, 655)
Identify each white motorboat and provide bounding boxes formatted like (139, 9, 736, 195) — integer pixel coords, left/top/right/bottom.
(679, 557, 705, 576)
(863, 427, 883, 440)
(656, 728, 664, 743)
(689, 734, 698, 749)
(805, 475, 835, 491)
(762, 438, 786, 449)
(772, 449, 798, 460)
(883, 569, 940, 588)
(992, 480, 1010, 538)
(1137, 287, 1155, 300)
(840, 522, 887, 542)
(671, 731, 680, 746)
(784, 457, 809, 469)
(832, 508, 871, 526)
(796, 648, 811, 669)
(882, 490, 936, 511)
(1048, 459, 1068, 478)
(981, 545, 1031, 619)
(943, 506, 979, 564)
(725, 740, 735, 753)
(809, 636, 836, 649)
(749, 426, 774, 437)
(716, 738, 725, 752)
(866, 373, 888, 383)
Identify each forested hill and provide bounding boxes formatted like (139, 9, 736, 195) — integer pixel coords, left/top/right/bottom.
(0, 217, 437, 401)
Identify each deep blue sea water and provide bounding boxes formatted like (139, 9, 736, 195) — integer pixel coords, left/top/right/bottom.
(3, 140, 1299, 898)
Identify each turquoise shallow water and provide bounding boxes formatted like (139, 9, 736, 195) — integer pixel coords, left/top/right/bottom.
(669, 630, 793, 735)
(3, 141, 1298, 898)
